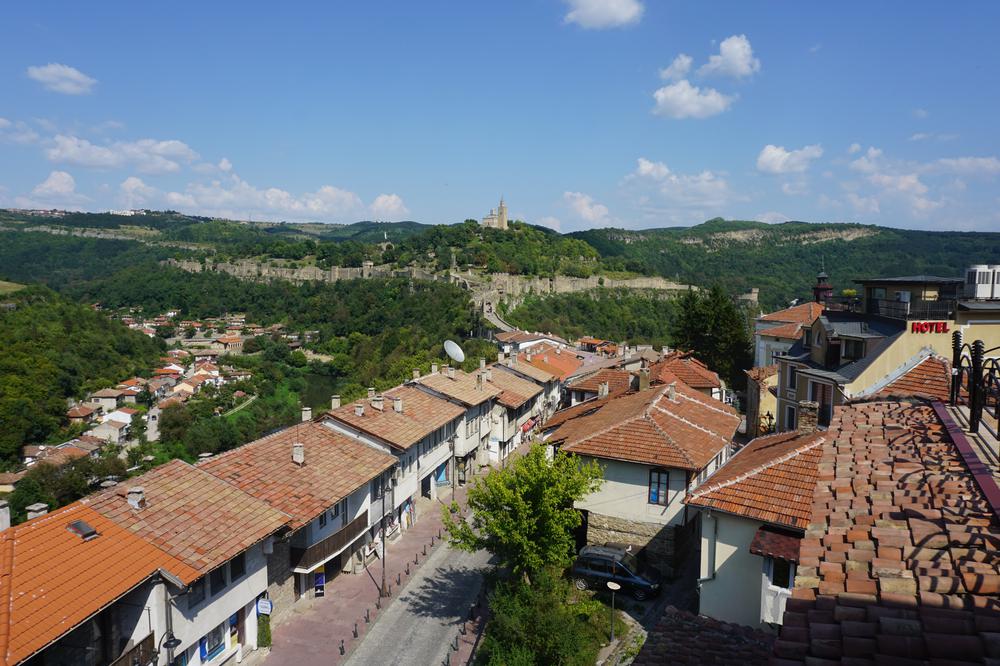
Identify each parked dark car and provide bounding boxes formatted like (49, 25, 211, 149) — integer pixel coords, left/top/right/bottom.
(570, 544, 662, 600)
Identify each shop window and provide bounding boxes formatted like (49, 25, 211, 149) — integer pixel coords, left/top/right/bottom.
(648, 469, 669, 506)
(187, 578, 206, 609)
(199, 622, 227, 662)
(210, 566, 227, 597)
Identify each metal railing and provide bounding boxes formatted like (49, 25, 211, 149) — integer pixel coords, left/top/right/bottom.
(868, 298, 956, 321)
(951, 332, 1000, 437)
(108, 632, 155, 666)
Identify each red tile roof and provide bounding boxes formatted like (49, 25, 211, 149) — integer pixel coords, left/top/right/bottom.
(877, 355, 952, 402)
(326, 385, 464, 450)
(567, 368, 633, 395)
(758, 320, 806, 340)
(687, 430, 825, 530)
(65, 405, 94, 418)
(83, 459, 290, 574)
(544, 394, 617, 431)
(650, 352, 722, 389)
(749, 525, 802, 563)
(0, 502, 198, 665)
(485, 366, 543, 409)
(551, 379, 740, 471)
(774, 400, 1000, 663)
(198, 422, 395, 530)
(746, 364, 779, 383)
(416, 368, 502, 407)
(760, 301, 824, 324)
(633, 606, 775, 666)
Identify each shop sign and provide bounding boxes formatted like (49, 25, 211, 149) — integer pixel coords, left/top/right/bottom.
(910, 321, 949, 334)
(256, 598, 273, 615)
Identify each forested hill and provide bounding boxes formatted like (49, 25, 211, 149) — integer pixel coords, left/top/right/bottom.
(570, 219, 1000, 307)
(0, 286, 164, 467)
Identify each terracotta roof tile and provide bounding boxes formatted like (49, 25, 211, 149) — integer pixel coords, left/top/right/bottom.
(0, 503, 198, 665)
(544, 395, 616, 431)
(877, 355, 952, 402)
(326, 385, 464, 450)
(760, 301, 824, 324)
(551, 379, 739, 471)
(758, 321, 805, 339)
(749, 526, 802, 563)
(416, 368, 502, 407)
(633, 606, 774, 665)
(776, 399, 1000, 663)
(83, 459, 289, 574)
(687, 430, 825, 529)
(198, 422, 395, 530)
(650, 352, 722, 389)
(567, 368, 633, 395)
(484, 366, 543, 408)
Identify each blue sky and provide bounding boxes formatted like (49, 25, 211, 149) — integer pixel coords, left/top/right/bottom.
(2, 1, 999, 231)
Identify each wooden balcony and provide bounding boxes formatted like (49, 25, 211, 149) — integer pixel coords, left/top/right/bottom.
(291, 510, 368, 572)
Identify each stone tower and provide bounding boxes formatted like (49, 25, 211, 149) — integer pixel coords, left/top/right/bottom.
(497, 197, 508, 230)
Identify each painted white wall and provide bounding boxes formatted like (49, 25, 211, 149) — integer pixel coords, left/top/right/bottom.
(574, 457, 687, 526)
(294, 484, 369, 548)
(698, 512, 767, 628)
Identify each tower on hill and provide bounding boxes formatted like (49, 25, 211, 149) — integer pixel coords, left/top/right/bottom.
(480, 197, 508, 230)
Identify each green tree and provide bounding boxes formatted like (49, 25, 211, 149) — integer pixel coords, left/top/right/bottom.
(442, 445, 603, 579)
(671, 285, 752, 390)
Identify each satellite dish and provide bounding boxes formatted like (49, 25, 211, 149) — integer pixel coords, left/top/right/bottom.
(444, 340, 465, 364)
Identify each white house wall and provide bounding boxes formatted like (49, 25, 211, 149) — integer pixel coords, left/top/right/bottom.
(698, 512, 767, 628)
(574, 457, 687, 527)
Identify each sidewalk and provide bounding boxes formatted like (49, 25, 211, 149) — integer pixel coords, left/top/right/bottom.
(263, 475, 479, 665)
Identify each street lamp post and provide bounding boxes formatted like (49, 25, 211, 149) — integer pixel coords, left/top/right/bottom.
(380, 472, 386, 598)
(606, 581, 620, 643)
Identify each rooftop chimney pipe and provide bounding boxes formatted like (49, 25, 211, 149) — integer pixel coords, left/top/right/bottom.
(432, 363, 439, 374)
(301, 406, 312, 422)
(26, 503, 48, 520)
(372, 395, 384, 411)
(355, 403, 365, 417)
(292, 443, 305, 466)
(367, 387, 376, 399)
(448, 366, 456, 379)
(480, 358, 486, 370)
(413, 369, 420, 380)
(331, 395, 341, 409)
(127, 487, 146, 510)
(0, 501, 10, 531)
(393, 396, 403, 413)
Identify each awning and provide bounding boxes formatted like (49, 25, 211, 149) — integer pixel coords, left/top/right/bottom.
(749, 526, 801, 563)
(521, 418, 536, 433)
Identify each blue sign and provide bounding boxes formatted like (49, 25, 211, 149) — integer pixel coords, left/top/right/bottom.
(256, 598, 273, 615)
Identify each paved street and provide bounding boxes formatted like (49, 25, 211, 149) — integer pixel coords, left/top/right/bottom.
(344, 541, 492, 666)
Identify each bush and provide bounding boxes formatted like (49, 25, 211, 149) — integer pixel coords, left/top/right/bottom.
(257, 613, 271, 648)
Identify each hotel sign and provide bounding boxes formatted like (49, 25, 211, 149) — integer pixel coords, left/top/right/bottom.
(910, 321, 949, 334)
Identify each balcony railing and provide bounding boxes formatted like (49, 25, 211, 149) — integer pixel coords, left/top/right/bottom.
(951, 333, 1000, 438)
(109, 632, 155, 666)
(291, 510, 368, 572)
(866, 298, 956, 320)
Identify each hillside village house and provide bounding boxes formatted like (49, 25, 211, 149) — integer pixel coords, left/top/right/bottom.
(565, 368, 634, 406)
(322, 384, 465, 535)
(546, 377, 740, 572)
(414, 365, 502, 471)
(753, 301, 825, 367)
(199, 422, 396, 624)
(774, 267, 1000, 431)
(686, 403, 824, 628)
(88, 387, 124, 413)
(649, 351, 726, 402)
(482, 363, 544, 464)
(494, 330, 568, 353)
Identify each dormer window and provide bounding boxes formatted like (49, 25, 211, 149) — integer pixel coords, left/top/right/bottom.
(803, 329, 812, 348)
(842, 339, 865, 361)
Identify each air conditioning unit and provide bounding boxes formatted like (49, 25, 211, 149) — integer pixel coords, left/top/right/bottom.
(392, 467, 402, 480)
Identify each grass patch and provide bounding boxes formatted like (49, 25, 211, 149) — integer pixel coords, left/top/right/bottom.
(0, 280, 24, 294)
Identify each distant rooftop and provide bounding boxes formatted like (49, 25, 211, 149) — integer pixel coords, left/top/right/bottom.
(854, 274, 964, 285)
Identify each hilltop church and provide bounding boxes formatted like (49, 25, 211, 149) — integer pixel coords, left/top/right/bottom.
(480, 197, 508, 230)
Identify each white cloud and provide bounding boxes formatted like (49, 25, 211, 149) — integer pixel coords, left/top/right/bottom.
(848, 146, 883, 173)
(908, 132, 931, 142)
(218, 157, 233, 172)
(782, 180, 808, 196)
(660, 54, 692, 81)
(847, 143, 862, 154)
(16, 170, 89, 208)
(912, 108, 929, 119)
(536, 216, 562, 231)
(563, 0, 643, 29)
(0, 120, 39, 145)
(26, 63, 97, 95)
(756, 144, 823, 174)
(119, 176, 157, 208)
(0, 118, 9, 129)
(630, 158, 732, 208)
(847, 192, 880, 214)
(369, 193, 409, 220)
(935, 156, 1000, 175)
(46, 134, 199, 174)
(165, 174, 365, 222)
(697, 35, 760, 79)
(563, 191, 610, 224)
(756, 211, 790, 224)
(652, 80, 734, 119)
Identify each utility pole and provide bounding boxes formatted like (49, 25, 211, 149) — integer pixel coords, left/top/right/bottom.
(380, 472, 387, 598)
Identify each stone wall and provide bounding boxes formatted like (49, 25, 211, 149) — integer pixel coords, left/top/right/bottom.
(266, 538, 296, 627)
(586, 512, 676, 570)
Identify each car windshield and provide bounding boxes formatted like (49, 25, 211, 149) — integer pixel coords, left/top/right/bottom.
(620, 553, 640, 575)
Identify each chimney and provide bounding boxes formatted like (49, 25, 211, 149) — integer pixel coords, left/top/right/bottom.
(497, 352, 505, 363)
(393, 396, 403, 413)
(0, 501, 9, 531)
(638, 368, 650, 392)
(355, 403, 365, 417)
(479, 357, 486, 370)
(26, 502, 48, 520)
(432, 363, 439, 374)
(476, 373, 484, 390)
(301, 406, 312, 422)
(331, 395, 341, 409)
(372, 395, 384, 411)
(367, 387, 376, 399)
(661, 346, 669, 357)
(292, 442, 305, 466)
(667, 382, 676, 400)
(526, 352, 533, 362)
(127, 487, 146, 510)
(555, 348, 561, 355)
(485, 367, 492, 382)
(413, 368, 420, 380)
(597, 382, 608, 399)
(798, 400, 820, 434)
(198, 452, 212, 461)
(448, 366, 456, 379)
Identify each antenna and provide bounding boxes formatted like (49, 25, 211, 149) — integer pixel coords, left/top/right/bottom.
(444, 340, 465, 364)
